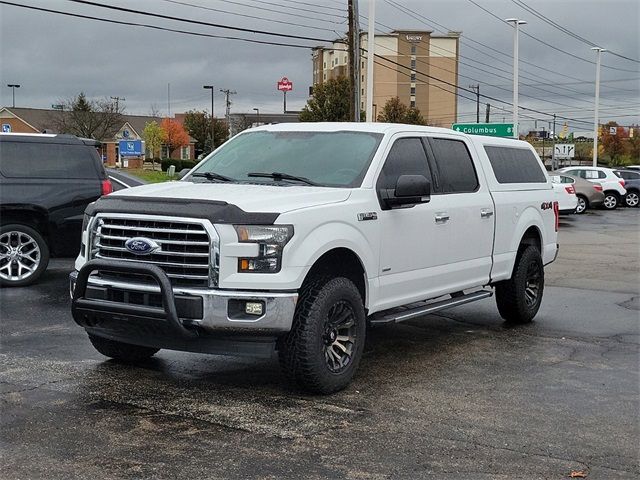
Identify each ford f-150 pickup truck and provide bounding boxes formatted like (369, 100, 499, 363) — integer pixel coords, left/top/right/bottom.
(70, 123, 559, 394)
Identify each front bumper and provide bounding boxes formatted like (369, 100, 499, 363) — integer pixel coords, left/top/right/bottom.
(70, 260, 298, 355)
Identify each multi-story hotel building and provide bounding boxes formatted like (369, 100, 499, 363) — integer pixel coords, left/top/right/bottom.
(312, 30, 460, 127)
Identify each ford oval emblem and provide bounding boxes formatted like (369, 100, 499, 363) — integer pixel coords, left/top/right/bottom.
(124, 237, 160, 255)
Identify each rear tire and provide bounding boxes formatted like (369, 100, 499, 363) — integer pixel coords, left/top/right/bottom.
(603, 192, 619, 210)
(278, 276, 366, 394)
(624, 190, 639, 208)
(575, 195, 588, 214)
(495, 246, 544, 324)
(0, 224, 50, 287)
(88, 334, 159, 362)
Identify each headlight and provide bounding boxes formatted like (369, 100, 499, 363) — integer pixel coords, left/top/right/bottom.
(81, 214, 92, 257)
(234, 225, 293, 273)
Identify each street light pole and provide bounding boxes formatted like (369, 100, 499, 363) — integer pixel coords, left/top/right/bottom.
(7, 84, 20, 108)
(505, 18, 526, 138)
(365, 0, 376, 122)
(253, 108, 260, 126)
(591, 47, 606, 167)
(203, 85, 215, 151)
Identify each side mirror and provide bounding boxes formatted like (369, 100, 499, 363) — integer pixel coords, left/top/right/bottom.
(381, 174, 431, 209)
(177, 168, 191, 180)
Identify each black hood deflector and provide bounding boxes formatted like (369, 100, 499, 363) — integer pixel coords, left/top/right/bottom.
(85, 195, 279, 225)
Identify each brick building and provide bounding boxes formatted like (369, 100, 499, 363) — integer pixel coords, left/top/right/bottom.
(0, 107, 195, 167)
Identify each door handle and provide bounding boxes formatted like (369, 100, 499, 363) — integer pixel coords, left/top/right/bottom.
(480, 209, 494, 219)
(435, 213, 450, 223)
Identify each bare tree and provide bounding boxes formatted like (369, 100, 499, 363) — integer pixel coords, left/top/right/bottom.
(50, 92, 125, 140)
(148, 103, 162, 118)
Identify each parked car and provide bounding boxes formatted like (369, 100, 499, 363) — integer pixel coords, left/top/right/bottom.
(106, 168, 146, 192)
(549, 174, 578, 214)
(624, 165, 640, 171)
(559, 166, 626, 210)
(70, 123, 559, 394)
(0, 133, 113, 286)
(613, 169, 640, 208)
(550, 171, 604, 214)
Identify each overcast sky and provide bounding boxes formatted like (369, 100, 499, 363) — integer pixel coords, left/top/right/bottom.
(1, 0, 638, 133)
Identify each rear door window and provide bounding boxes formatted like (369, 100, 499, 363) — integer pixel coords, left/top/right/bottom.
(427, 138, 479, 193)
(0, 141, 99, 179)
(484, 146, 547, 183)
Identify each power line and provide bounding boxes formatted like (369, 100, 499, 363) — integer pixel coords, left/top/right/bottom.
(465, 0, 639, 73)
(511, 0, 639, 63)
(158, 0, 338, 32)
(0, 1, 322, 49)
(209, 0, 345, 25)
(65, 0, 335, 43)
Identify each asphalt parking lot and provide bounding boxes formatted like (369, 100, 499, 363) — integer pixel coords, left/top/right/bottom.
(1, 208, 638, 479)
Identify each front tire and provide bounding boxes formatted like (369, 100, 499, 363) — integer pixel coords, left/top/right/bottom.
(624, 190, 639, 208)
(0, 224, 50, 287)
(495, 246, 544, 324)
(88, 334, 159, 362)
(278, 276, 366, 394)
(603, 192, 619, 210)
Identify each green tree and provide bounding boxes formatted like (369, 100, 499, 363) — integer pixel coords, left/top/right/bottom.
(377, 97, 427, 125)
(142, 121, 163, 170)
(299, 77, 350, 122)
(51, 92, 124, 140)
(183, 110, 229, 155)
(601, 121, 626, 165)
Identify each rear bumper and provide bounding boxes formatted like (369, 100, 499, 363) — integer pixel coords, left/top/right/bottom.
(70, 259, 298, 355)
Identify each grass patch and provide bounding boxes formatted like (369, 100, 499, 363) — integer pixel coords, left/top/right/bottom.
(126, 169, 176, 183)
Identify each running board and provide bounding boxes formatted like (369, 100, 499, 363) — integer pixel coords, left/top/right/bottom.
(369, 290, 493, 325)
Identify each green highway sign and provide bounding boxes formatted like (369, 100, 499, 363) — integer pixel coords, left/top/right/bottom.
(452, 122, 514, 137)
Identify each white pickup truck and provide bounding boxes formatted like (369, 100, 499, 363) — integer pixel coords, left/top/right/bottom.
(71, 123, 559, 393)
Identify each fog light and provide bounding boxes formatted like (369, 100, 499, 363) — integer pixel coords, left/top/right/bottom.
(245, 301, 264, 316)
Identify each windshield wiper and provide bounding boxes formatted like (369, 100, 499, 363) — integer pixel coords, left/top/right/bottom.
(191, 172, 234, 182)
(247, 171, 319, 186)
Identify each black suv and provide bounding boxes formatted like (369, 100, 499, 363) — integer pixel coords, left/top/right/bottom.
(0, 133, 112, 286)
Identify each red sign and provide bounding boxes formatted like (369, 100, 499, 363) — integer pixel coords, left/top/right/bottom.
(277, 77, 293, 92)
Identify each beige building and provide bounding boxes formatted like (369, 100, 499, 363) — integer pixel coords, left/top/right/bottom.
(312, 30, 460, 127)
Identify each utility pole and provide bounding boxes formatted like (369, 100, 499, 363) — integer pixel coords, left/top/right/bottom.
(110, 96, 125, 111)
(203, 85, 215, 151)
(505, 18, 526, 138)
(485, 103, 491, 123)
(220, 88, 237, 126)
(365, 0, 376, 122)
(591, 47, 606, 167)
(551, 114, 557, 169)
(7, 84, 20, 108)
(469, 84, 480, 123)
(347, 0, 361, 121)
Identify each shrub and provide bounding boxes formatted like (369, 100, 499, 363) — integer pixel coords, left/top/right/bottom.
(160, 159, 198, 173)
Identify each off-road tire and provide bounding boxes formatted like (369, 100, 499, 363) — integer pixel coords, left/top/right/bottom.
(88, 334, 159, 362)
(495, 246, 544, 324)
(0, 224, 50, 287)
(278, 276, 366, 394)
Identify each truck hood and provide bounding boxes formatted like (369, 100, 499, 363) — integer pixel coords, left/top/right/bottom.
(111, 181, 352, 214)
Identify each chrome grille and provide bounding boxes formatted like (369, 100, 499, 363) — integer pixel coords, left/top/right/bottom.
(91, 215, 214, 288)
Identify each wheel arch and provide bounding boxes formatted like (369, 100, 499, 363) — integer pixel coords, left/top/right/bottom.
(0, 207, 50, 241)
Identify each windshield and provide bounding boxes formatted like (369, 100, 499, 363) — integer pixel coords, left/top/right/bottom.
(189, 130, 383, 187)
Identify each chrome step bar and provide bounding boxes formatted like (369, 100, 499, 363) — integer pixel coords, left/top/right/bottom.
(370, 290, 493, 325)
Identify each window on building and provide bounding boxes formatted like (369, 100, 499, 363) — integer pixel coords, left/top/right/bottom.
(410, 59, 416, 69)
(429, 138, 479, 193)
(411, 73, 416, 81)
(410, 100, 416, 108)
(411, 44, 417, 54)
(410, 86, 416, 95)
(181, 146, 190, 160)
